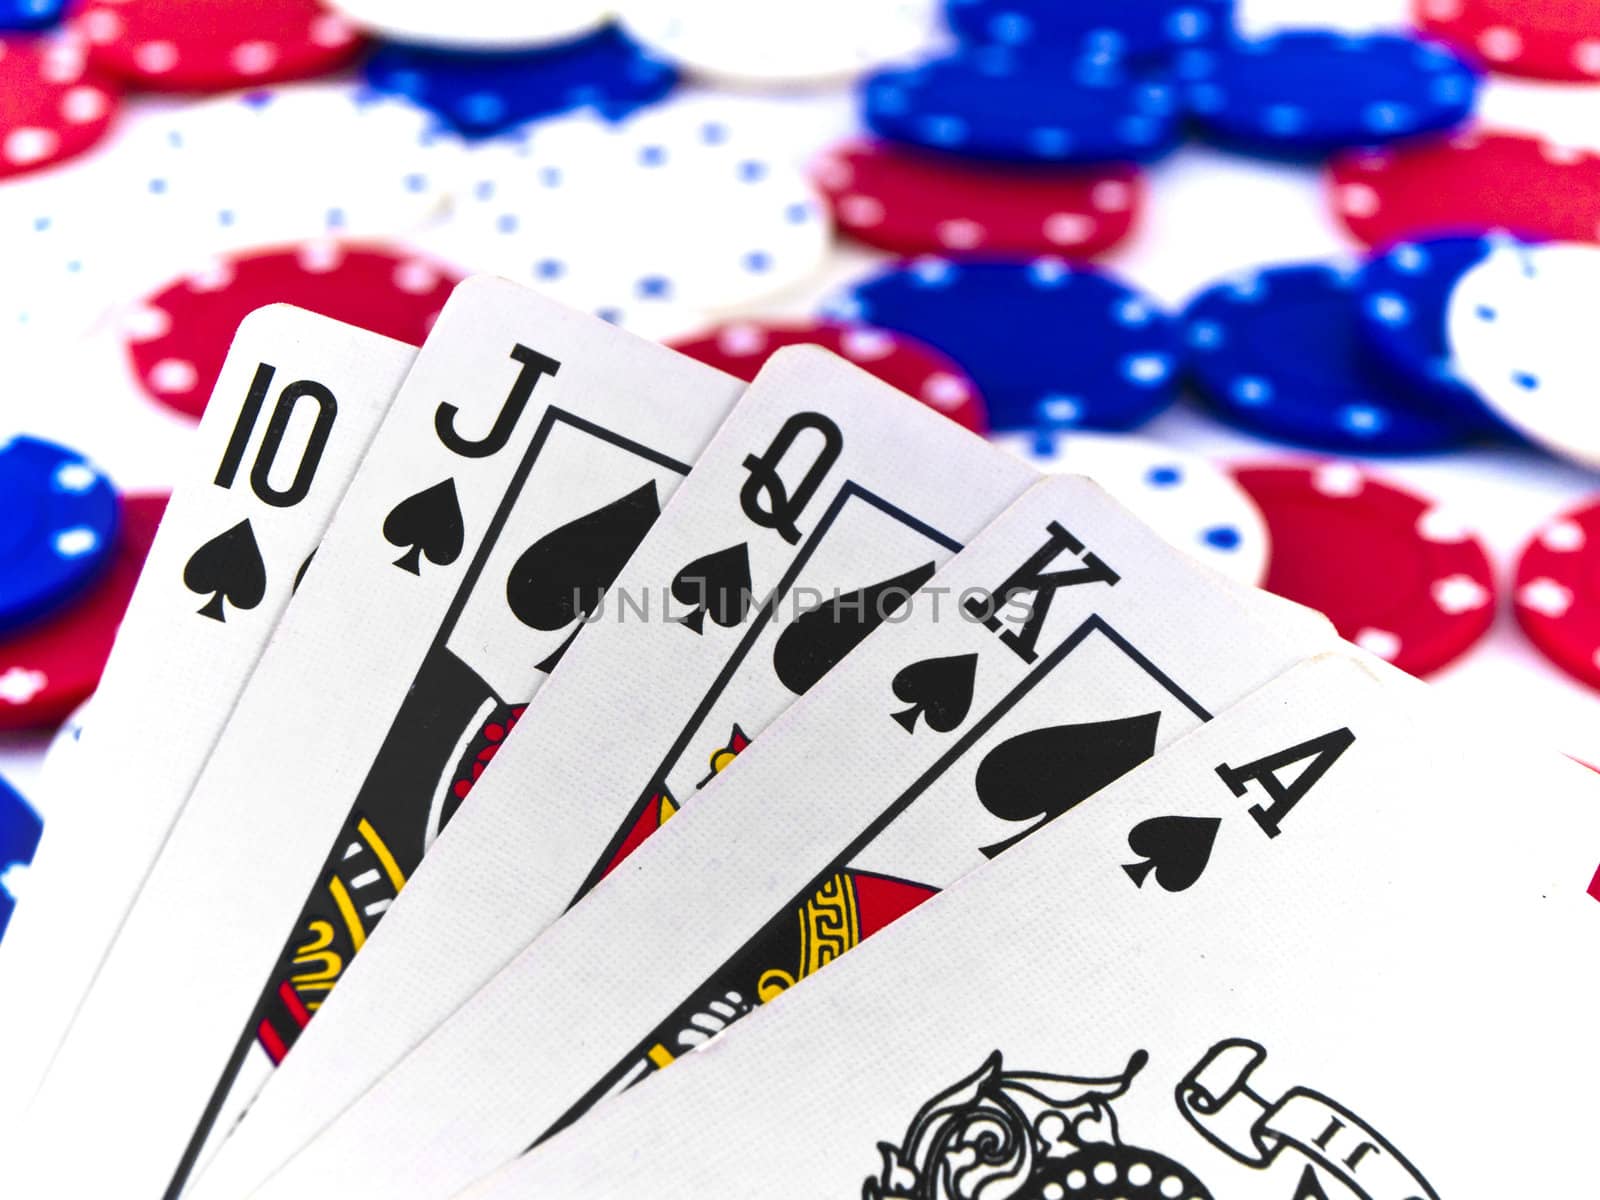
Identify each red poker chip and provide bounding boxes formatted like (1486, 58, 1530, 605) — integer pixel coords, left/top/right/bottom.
(124, 242, 461, 419)
(811, 138, 1142, 258)
(667, 319, 989, 433)
(1514, 495, 1600, 690)
(0, 36, 120, 180)
(1231, 462, 1496, 677)
(76, 0, 362, 91)
(0, 493, 166, 731)
(1415, 0, 1600, 82)
(1329, 130, 1600, 248)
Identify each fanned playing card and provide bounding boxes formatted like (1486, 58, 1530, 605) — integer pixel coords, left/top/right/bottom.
(236, 473, 1340, 1200)
(1, 278, 746, 1198)
(0, 307, 417, 1124)
(192, 344, 1046, 1198)
(464, 651, 1600, 1199)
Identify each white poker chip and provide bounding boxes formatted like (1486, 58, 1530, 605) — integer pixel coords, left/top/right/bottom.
(0, 83, 461, 346)
(325, 0, 610, 50)
(1447, 239, 1600, 468)
(37, 697, 91, 810)
(118, 85, 458, 253)
(413, 104, 833, 320)
(616, 0, 943, 86)
(993, 431, 1271, 586)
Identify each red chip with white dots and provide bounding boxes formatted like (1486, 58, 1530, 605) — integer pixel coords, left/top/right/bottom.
(1414, 0, 1600, 82)
(1515, 496, 1600, 690)
(76, 0, 363, 91)
(0, 35, 120, 180)
(125, 242, 461, 419)
(0, 493, 166, 731)
(1231, 462, 1496, 677)
(1329, 130, 1600, 248)
(667, 319, 989, 433)
(811, 138, 1142, 258)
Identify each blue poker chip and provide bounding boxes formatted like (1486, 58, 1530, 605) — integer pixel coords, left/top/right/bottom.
(861, 47, 1182, 165)
(1183, 262, 1477, 454)
(1177, 31, 1480, 157)
(0, 0, 64, 31)
(1356, 236, 1525, 440)
(828, 258, 1181, 432)
(945, 0, 1235, 62)
(0, 437, 119, 635)
(0, 773, 42, 940)
(364, 25, 678, 139)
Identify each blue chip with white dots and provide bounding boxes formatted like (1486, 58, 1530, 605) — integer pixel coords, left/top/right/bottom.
(1177, 30, 1480, 157)
(861, 46, 1183, 164)
(945, 0, 1235, 62)
(0, 436, 119, 637)
(364, 24, 677, 139)
(829, 258, 1181, 432)
(992, 429, 1269, 584)
(0, 772, 41, 940)
(1183, 262, 1478, 454)
(0, 0, 65, 32)
(1356, 235, 1524, 439)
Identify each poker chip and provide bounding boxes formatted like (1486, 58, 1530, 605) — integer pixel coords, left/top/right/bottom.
(1415, 0, 1600, 82)
(1356, 235, 1526, 438)
(38, 697, 90, 794)
(75, 0, 363, 92)
(415, 104, 833, 318)
(617, 0, 941, 86)
(667, 320, 988, 433)
(1232, 462, 1496, 676)
(861, 47, 1183, 165)
(0, 34, 120, 181)
(0, 437, 119, 637)
(1183, 262, 1477, 454)
(1446, 239, 1600, 467)
(112, 85, 460, 256)
(994, 430, 1270, 585)
(829, 258, 1179, 433)
(1329, 130, 1600, 248)
(812, 138, 1142, 257)
(945, 0, 1235, 60)
(124, 242, 461, 420)
(1515, 496, 1600, 690)
(327, 0, 609, 51)
(0, 0, 67, 32)
(0, 772, 43, 938)
(1177, 31, 1480, 156)
(0, 493, 165, 730)
(363, 26, 678, 139)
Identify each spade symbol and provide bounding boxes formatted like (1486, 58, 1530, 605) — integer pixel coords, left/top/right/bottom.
(1122, 815, 1221, 893)
(384, 479, 465, 575)
(773, 561, 937, 697)
(890, 653, 977, 734)
(1290, 1168, 1333, 1200)
(975, 712, 1161, 858)
(671, 543, 753, 635)
(507, 481, 662, 633)
(184, 519, 267, 622)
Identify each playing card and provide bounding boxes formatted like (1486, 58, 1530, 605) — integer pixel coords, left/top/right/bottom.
(1, 277, 746, 1198)
(240, 473, 1340, 1200)
(461, 651, 1600, 1199)
(190, 345, 1045, 1198)
(0, 306, 416, 1123)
